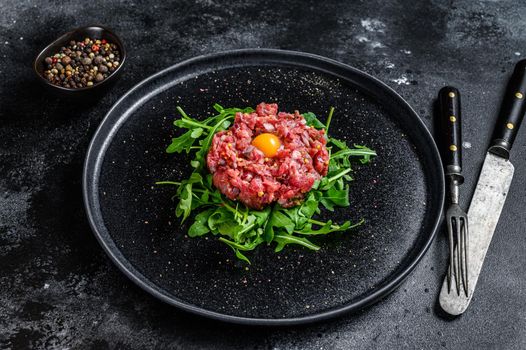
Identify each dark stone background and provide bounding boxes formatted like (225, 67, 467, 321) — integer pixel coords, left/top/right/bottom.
(1, 0, 525, 349)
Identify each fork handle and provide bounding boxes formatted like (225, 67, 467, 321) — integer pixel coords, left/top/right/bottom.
(489, 59, 526, 159)
(439, 86, 464, 184)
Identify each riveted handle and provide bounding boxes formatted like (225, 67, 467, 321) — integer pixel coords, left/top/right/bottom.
(439, 86, 463, 183)
(489, 59, 526, 159)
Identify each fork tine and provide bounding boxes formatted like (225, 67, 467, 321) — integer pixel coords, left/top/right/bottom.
(454, 217, 461, 296)
(461, 216, 469, 297)
(446, 216, 455, 293)
(459, 217, 466, 296)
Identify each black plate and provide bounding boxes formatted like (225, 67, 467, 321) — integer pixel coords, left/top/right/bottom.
(83, 49, 444, 325)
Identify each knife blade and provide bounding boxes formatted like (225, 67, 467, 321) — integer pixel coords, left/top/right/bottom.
(439, 59, 526, 315)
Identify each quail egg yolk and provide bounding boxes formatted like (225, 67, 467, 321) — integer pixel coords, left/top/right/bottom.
(251, 133, 281, 157)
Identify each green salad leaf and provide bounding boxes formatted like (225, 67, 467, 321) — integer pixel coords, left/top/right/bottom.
(157, 104, 376, 264)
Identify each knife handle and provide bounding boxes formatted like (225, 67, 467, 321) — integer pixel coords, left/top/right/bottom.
(439, 86, 464, 183)
(489, 59, 526, 159)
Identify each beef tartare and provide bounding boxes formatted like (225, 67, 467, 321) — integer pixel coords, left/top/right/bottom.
(207, 102, 329, 209)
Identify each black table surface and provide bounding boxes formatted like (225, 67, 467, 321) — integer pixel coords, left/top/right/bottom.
(1, 1, 525, 349)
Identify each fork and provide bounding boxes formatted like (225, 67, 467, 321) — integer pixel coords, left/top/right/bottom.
(438, 86, 469, 297)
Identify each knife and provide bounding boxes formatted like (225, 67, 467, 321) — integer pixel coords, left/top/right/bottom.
(439, 59, 526, 315)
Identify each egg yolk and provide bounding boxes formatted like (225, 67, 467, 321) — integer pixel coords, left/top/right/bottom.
(251, 133, 281, 157)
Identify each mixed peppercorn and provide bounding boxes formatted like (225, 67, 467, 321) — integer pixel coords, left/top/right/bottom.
(42, 37, 121, 88)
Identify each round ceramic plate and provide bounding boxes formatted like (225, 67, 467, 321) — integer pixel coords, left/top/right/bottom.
(83, 49, 444, 325)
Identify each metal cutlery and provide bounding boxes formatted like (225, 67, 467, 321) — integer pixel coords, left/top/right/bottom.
(438, 86, 469, 297)
(439, 59, 526, 315)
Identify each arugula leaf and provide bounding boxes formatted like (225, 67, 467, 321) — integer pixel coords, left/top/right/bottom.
(274, 234, 320, 252)
(331, 146, 377, 162)
(234, 250, 251, 264)
(166, 131, 195, 154)
(297, 219, 364, 235)
(175, 183, 193, 222)
(218, 221, 244, 237)
(263, 207, 295, 243)
(213, 103, 224, 113)
(219, 236, 265, 264)
(297, 193, 318, 220)
(329, 138, 347, 150)
(219, 236, 263, 251)
(325, 107, 335, 134)
(283, 192, 319, 229)
(188, 209, 214, 237)
(270, 211, 295, 233)
(302, 112, 326, 129)
(252, 206, 271, 226)
(296, 220, 351, 235)
(354, 145, 375, 164)
(191, 128, 204, 138)
(320, 186, 350, 209)
(208, 207, 234, 232)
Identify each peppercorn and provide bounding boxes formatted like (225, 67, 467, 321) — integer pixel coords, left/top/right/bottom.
(41, 36, 121, 89)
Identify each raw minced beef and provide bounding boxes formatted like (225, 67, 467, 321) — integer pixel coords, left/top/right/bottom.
(206, 102, 329, 209)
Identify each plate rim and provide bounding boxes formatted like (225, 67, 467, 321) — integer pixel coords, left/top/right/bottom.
(82, 48, 445, 326)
